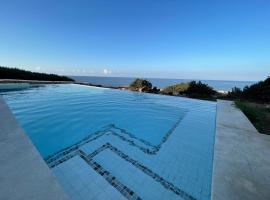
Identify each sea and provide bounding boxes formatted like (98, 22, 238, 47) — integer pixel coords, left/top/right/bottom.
(71, 76, 255, 92)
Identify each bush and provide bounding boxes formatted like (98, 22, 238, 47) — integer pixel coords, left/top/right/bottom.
(243, 77, 270, 102)
(228, 76, 270, 103)
(185, 81, 216, 97)
(0, 66, 74, 81)
(228, 87, 243, 99)
(151, 86, 160, 94)
(162, 83, 189, 95)
(162, 81, 216, 99)
(129, 78, 152, 92)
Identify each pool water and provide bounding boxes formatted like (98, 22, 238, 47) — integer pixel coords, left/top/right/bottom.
(2, 84, 216, 200)
(3, 84, 187, 157)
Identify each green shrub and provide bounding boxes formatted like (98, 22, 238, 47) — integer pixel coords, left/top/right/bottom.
(228, 76, 270, 103)
(151, 86, 160, 94)
(129, 78, 152, 92)
(185, 81, 216, 97)
(163, 81, 216, 99)
(243, 77, 270, 102)
(228, 87, 242, 99)
(162, 83, 189, 95)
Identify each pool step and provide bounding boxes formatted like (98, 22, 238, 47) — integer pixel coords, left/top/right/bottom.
(52, 144, 195, 200)
(86, 145, 193, 200)
(52, 155, 127, 200)
(45, 124, 159, 168)
(46, 115, 187, 168)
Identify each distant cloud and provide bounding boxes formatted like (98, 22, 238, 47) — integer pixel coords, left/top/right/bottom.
(103, 68, 112, 75)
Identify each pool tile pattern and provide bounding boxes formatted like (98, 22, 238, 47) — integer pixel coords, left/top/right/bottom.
(45, 111, 185, 167)
(46, 98, 216, 200)
(45, 110, 187, 168)
(79, 149, 141, 200)
(50, 102, 216, 200)
(81, 143, 195, 200)
(52, 156, 127, 200)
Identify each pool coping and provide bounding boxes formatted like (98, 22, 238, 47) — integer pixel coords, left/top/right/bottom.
(212, 100, 270, 200)
(0, 96, 69, 200)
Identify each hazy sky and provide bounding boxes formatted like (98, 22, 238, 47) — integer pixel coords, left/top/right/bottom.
(0, 0, 269, 81)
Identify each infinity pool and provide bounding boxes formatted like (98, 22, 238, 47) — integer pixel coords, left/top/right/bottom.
(2, 84, 216, 200)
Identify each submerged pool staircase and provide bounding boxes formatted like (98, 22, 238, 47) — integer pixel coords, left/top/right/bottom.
(45, 111, 186, 168)
(45, 112, 199, 200)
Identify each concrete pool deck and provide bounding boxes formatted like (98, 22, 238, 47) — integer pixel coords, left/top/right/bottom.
(0, 95, 270, 199)
(0, 97, 69, 200)
(212, 100, 270, 200)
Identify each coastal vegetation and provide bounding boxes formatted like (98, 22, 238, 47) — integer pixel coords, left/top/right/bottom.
(129, 78, 160, 93)
(162, 82, 189, 95)
(235, 101, 270, 134)
(227, 76, 270, 135)
(129, 79, 217, 100)
(162, 81, 217, 100)
(0, 66, 74, 81)
(228, 76, 270, 103)
(127, 77, 269, 104)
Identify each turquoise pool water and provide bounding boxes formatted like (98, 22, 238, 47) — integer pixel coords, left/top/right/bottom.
(1, 84, 216, 200)
(2, 84, 191, 156)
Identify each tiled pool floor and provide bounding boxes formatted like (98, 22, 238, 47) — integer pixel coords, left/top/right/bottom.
(52, 155, 126, 200)
(49, 103, 215, 200)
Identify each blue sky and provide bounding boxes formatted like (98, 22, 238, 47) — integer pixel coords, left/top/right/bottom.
(0, 0, 269, 80)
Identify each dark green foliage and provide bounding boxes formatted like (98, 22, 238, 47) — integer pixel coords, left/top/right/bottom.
(185, 81, 217, 97)
(243, 77, 270, 102)
(151, 86, 160, 94)
(129, 78, 152, 92)
(228, 87, 242, 98)
(0, 66, 74, 81)
(228, 77, 270, 103)
(235, 101, 270, 134)
(162, 81, 216, 99)
(162, 83, 189, 95)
